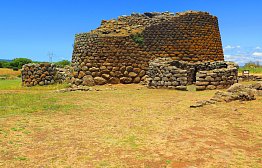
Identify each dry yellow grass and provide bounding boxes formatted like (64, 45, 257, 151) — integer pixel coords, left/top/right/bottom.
(0, 68, 20, 78)
(0, 84, 261, 167)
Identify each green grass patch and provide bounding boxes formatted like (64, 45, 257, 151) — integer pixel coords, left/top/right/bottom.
(131, 33, 144, 46)
(0, 79, 22, 90)
(0, 79, 69, 90)
(0, 92, 76, 117)
(239, 67, 262, 74)
(15, 156, 28, 161)
(121, 135, 139, 149)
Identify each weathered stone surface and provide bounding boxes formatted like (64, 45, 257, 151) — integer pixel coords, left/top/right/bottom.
(133, 77, 141, 83)
(120, 66, 126, 73)
(82, 75, 95, 86)
(109, 71, 116, 77)
(227, 83, 246, 93)
(129, 72, 137, 78)
(175, 86, 187, 91)
(78, 71, 85, 79)
(191, 83, 262, 108)
(133, 68, 141, 74)
(196, 86, 206, 91)
(108, 77, 120, 84)
(39, 81, 44, 86)
(94, 77, 107, 85)
(75, 78, 83, 85)
(196, 82, 209, 86)
(120, 77, 132, 84)
(206, 85, 216, 90)
(21, 63, 68, 87)
(138, 70, 146, 77)
(71, 11, 224, 86)
(101, 74, 110, 80)
(126, 66, 133, 72)
(146, 58, 238, 90)
(89, 67, 99, 72)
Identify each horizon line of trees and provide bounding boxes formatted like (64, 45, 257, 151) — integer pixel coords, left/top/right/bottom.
(0, 58, 71, 70)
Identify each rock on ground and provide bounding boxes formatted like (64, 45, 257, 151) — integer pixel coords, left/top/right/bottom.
(190, 82, 261, 108)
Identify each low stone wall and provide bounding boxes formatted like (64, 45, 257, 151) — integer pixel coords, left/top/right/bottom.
(238, 75, 262, 82)
(21, 63, 57, 87)
(196, 68, 238, 91)
(147, 58, 238, 91)
(147, 58, 188, 90)
(170, 60, 229, 85)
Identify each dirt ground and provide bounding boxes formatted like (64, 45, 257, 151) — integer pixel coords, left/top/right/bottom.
(0, 84, 261, 168)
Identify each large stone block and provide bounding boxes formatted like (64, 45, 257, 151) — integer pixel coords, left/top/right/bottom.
(94, 77, 107, 85)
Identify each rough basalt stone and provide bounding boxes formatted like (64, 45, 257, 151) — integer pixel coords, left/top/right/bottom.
(108, 77, 120, 84)
(82, 75, 95, 86)
(129, 72, 137, 78)
(196, 86, 206, 91)
(94, 77, 107, 85)
(120, 77, 132, 84)
(133, 77, 141, 83)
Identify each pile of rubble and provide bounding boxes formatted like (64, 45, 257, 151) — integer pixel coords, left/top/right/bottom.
(190, 82, 262, 108)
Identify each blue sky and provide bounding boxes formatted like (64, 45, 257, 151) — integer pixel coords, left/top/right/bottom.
(0, 0, 261, 65)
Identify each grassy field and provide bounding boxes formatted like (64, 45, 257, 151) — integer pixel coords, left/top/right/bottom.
(0, 79, 261, 167)
(0, 68, 21, 79)
(238, 66, 262, 74)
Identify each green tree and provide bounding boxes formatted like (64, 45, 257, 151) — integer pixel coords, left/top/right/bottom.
(244, 61, 261, 68)
(0, 61, 11, 68)
(10, 58, 32, 69)
(55, 60, 71, 68)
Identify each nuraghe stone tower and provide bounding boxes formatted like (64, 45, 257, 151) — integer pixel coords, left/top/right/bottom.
(71, 11, 235, 88)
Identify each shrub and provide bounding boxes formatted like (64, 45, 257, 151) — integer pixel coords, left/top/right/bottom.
(244, 61, 261, 68)
(12, 67, 19, 71)
(0, 61, 11, 68)
(131, 33, 144, 46)
(55, 60, 71, 68)
(10, 58, 32, 69)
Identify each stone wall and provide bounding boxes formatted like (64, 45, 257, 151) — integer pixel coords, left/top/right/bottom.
(170, 61, 229, 85)
(147, 58, 188, 90)
(238, 75, 262, 82)
(71, 11, 224, 86)
(21, 63, 62, 87)
(147, 58, 238, 91)
(71, 34, 148, 86)
(196, 68, 238, 91)
(142, 11, 223, 62)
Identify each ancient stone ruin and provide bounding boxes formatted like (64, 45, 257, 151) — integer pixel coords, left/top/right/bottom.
(190, 82, 262, 108)
(22, 11, 239, 90)
(70, 11, 229, 88)
(21, 63, 66, 87)
(147, 58, 238, 90)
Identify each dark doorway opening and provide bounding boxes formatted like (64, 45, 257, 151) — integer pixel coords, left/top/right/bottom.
(193, 67, 197, 83)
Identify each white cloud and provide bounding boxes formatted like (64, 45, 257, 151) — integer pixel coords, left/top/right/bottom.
(223, 46, 262, 66)
(252, 52, 262, 57)
(224, 45, 234, 49)
(224, 45, 241, 50)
